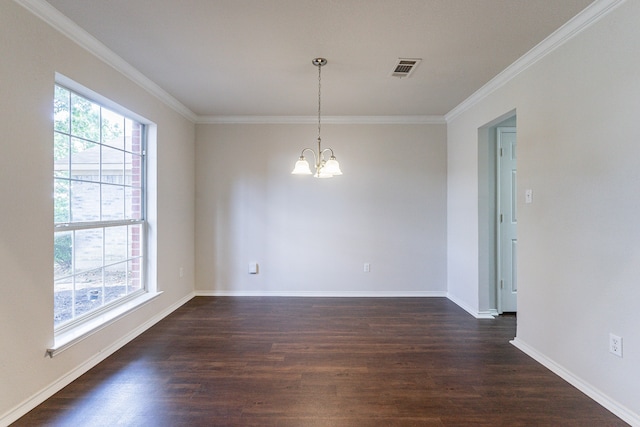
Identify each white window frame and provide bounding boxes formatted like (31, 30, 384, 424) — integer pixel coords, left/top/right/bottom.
(49, 75, 159, 357)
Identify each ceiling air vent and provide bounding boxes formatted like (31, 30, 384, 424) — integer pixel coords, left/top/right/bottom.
(391, 58, 422, 78)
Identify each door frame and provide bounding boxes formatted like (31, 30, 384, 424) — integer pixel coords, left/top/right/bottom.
(477, 111, 516, 317)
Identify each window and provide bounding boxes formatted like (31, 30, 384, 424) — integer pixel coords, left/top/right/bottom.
(53, 84, 146, 331)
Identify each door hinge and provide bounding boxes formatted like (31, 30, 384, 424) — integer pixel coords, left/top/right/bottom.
(500, 214, 503, 223)
(499, 148, 503, 157)
(500, 280, 504, 289)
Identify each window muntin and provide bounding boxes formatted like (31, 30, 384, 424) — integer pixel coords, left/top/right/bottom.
(53, 85, 145, 330)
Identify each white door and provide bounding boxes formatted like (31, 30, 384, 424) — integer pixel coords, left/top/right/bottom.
(498, 127, 517, 313)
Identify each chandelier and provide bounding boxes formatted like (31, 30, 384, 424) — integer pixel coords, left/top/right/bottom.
(291, 58, 342, 178)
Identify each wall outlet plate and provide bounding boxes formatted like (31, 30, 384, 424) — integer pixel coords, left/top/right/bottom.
(609, 333, 622, 357)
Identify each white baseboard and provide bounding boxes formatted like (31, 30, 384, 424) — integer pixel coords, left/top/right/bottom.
(194, 291, 495, 321)
(511, 337, 639, 426)
(446, 293, 495, 319)
(0, 292, 195, 427)
(194, 290, 448, 298)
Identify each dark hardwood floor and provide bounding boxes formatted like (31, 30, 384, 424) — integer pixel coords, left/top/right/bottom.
(14, 297, 627, 426)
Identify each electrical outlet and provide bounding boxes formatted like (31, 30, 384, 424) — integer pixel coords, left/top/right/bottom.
(609, 333, 622, 357)
(364, 263, 370, 273)
(179, 267, 184, 278)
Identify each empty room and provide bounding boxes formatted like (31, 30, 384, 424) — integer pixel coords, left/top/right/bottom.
(1, 0, 638, 425)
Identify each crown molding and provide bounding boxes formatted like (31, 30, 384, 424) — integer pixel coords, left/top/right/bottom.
(16, 0, 622, 126)
(13, 0, 443, 127)
(445, 0, 626, 123)
(14, 0, 198, 123)
(197, 115, 446, 125)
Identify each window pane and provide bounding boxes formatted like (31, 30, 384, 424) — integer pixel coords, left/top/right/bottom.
(54, 276, 73, 326)
(54, 231, 73, 280)
(54, 133, 70, 178)
(105, 226, 127, 264)
(129, 224, 143, 259)
(124, 118, 142, 154)
(75, 268, 103, 318)
(102, 184, 124, 220)
(124, 152, 132, 186)
(70, 181, 101, 221)
(74, 228, 103, 273)
(71, 93, 100, 142)
(102, 108, 125, 150)
(54, 179, 70, 223)
(102, 145, 124, 183)
(105, 262, 127, 304)
(125, 187, 143, 220)
(126, 153, 143, 188)
(128, 259, 142, 294)
(54, 86, 70, 134)
(71, 139, 100, 182)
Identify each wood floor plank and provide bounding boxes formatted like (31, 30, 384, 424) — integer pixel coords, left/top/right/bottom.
(13, 297, 628, 426)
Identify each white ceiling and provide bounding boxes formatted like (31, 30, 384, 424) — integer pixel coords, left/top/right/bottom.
(44, 0, 594, 118)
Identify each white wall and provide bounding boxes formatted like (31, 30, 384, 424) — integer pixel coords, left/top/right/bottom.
(447, 0, 640, 421)
(4, 0, 637, 423)
(0, 1, 195, 423)
(195, 123, 447, 296)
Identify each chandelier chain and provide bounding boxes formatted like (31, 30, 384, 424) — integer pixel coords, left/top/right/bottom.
(317, 62, 322, 141)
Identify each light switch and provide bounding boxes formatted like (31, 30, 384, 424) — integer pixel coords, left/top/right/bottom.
(249, 262, 259, 274)
(525, 189, 533, 204)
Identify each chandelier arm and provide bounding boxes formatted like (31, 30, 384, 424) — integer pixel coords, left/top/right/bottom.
(320, 147, 335, 159)
(300, 147, 319, 167)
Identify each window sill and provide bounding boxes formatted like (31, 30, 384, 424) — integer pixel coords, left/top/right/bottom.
(47, 291, 163, 358)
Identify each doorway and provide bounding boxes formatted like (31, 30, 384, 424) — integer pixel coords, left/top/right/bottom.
(477, 112, 517, 316)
